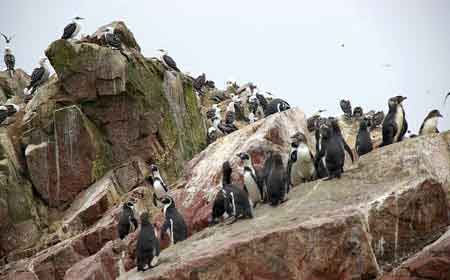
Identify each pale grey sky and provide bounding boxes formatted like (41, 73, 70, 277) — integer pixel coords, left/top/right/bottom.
(1, 0, 449, 131)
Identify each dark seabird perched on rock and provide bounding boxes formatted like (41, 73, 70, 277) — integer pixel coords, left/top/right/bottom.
(193, 73, 206, 95)
(0, 103, 19, 124)
(353, 106, 364, 119)
(24, 58, 50, 98)
(102, 27, 130, 61)
(218, 111, 238, 135)
(4, 47, 15, 78)
(340, 99, 352, 119)
(419, 109, 443, 135)
(61, 17, 84, 40)
(157, 49, 180, 72)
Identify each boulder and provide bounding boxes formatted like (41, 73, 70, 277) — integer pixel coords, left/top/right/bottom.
(0, 69, 30, 102)
(381, 226, 450, 280)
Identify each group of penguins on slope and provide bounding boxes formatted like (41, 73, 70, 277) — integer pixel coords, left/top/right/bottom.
(116, 93, 445, 273)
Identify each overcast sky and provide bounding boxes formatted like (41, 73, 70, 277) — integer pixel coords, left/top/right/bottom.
(1, 0, 449, 131)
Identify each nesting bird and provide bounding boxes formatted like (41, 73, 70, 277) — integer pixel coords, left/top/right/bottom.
(419, 110, 443, 135)
(61, 17, 84, 40)
(3, 47, 15, 78)
(157, 49, 180, 72)
(24, 58, 50, 97)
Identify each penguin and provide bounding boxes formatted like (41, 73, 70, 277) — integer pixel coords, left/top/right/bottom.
(117, 200, 138, 240)
(210, 161, 235, 225)
(160, 196, 188, 246)
(136, 212, 160, 272)
(314, 121, 329, 179)
(328, 117, 354, 164)
(218, 111, 238, 135)
(266, 153, 288, 206)
(381, 96, 408, 147)
(315, 124, 345, 180)
(147, 165, 169, 207)
(340, 99, 352, 119)
(237, 152, 264, 208)
(352, 107, 364, 119)
(4, 47, 15, 78)
(221, 161, 253, 224)
(0, 103, 19, 124)
(192, 73, 206, 95)
(264, 99, 291, 116)
(355, 117, 373, 157)
(287, 132, 316, 188)
(207, 126, 220, 145)
(419, 109, 443, 135)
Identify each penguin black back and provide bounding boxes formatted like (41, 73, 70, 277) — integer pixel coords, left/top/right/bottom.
(315, 125, 345, 180)
(266, 153, 288, 206)
(355, 118, 373, 157)
(160, 196, 188, 245)
(136, 212, 160, 272)
(118, 201, 138, 240)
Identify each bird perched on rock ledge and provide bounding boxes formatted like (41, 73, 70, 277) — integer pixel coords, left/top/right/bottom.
(61, 17, 84, 41)
(157, 49, 180, 72)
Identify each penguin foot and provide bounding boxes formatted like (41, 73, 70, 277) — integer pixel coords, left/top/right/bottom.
(226, 217, 238, 225)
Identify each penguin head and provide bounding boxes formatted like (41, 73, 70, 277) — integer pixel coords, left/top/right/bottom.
(427, 109, 443, 119)
(389, 96, 407, 106)
(39, 57, 48, 66)
(225, 111, 235, 124)
(208, 126, 217, 136)
(353, 107, 363, 118)
(150, 164, 160, 175)
(124, 200, 135, 210)
(157, 49, 168, 56)
(237, 152, 251, 161)
(359, 118, 370, 129)
(160, 195, 175, 209)
(140, 212, 151, 226)
(290, 132, 307, 147)
(320, 124, 331, 138)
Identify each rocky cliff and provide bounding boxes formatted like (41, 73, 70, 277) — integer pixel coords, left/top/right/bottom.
(0, 21, 449, 280)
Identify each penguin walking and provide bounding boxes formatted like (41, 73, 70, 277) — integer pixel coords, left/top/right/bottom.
(146, 165, 169, 207)
(315, 124, 345, 180)
(117, 200, 138, 240)
(266, 153, 288, 206)
(419, 109, 443, 135)
(287, 132, 316, 188)
(221, 161, 253, 224)
(160, 196, 188, 246)
(355, 118, 373, 157)
(381, 96, 408, 146)
(136, 212, 160, 272)
(237, 152, 264, 208)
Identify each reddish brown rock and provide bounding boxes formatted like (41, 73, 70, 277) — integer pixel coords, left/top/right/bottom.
(381, 226, 450, 280)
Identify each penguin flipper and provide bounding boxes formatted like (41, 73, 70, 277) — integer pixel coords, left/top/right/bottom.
(382, 124, 397, 146)
(399, 119, 408, 141)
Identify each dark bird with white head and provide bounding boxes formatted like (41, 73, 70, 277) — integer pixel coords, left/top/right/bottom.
(157, 49, 180, 72)
(61, 17, 84, 40)
(24, 58, 50, 97)
(4, 47, 15, 78)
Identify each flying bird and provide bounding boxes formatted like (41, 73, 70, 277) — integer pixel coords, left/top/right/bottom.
(61, 17, 84, 40)
(157, 49, 180, 72)
(0, 33, 14, 44)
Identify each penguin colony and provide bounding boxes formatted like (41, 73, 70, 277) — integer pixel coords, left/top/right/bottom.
(0, 17, 448, 274)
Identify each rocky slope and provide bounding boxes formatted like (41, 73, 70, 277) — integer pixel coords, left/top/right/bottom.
(0, 21, 449, 280)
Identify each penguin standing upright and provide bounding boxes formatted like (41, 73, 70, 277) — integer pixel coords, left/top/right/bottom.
(160, 196, 188, 246)
(419, 109, 443, 135)
(136, 212, 160, 272)
(146, 165, 169, 207)
(221, 161, 253, 224)
(237, 152, 264, 208)
(381, 96, 408, 146)
(328, 117, 354, 164)
(355, 118, 373, 157)
(287, 132, 316, 188)
(117, 200, 138, 240)
(315, 124, 345, 180)
(266, 153, 288, 206)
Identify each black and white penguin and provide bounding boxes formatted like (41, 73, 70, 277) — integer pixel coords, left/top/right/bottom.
(353, 107, 364, 119)
(287, 132, 316, 188)
(218, 111, 238, 135)
(24, 58, 50, 97)
(381, 96, 408, 146)
(264, 98, 291, 116)
(419, 109, 443, 135)
(207, 126, 220, 145)
(266, 153, 288, 206)
(221, 161, 253, 224)
(147, 165, 169, 207)
(192, 73, 206, 96)
(136, 212, 160, 272)
(315, 124, 345, 180)
(328, 117, 354, 164)
(4, 47, 15, 78)
(117, 200, 138, 240)
(61, 17, 84, 40)
(157, 49, 180, 72)
(160, 195, 188, 245)
(237, 152, 264, 208)
(340, 99, 352, 119)
(355, 118, 373, 157)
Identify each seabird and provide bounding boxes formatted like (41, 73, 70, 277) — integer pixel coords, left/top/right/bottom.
(193, 73, 206, 95)
(24, 57, 50, 97)
(157, 49, 180, 72)
(4, 47, 15, 77)
(61, 17, 84, 40)
(340, 99, 352, 119)
(0, 33, 14, 44)
(0, 103, 19, 124)
(103, 27, 122, 50)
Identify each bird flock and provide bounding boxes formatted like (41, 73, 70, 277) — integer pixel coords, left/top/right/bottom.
(1, 18, 448, 274)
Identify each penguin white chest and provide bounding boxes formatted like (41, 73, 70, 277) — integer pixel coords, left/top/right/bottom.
(244, 170, 260, 203)
(421, 117, 438, 135)
(295, 145, 315, 179)
(153, 180, 167, 198)
(394, 106, 404, 142)
(72, 23, 81, 39)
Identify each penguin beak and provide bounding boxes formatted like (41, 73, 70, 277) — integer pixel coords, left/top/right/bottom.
(399, 96, 407, 103)
(437, 112, 443, 118)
